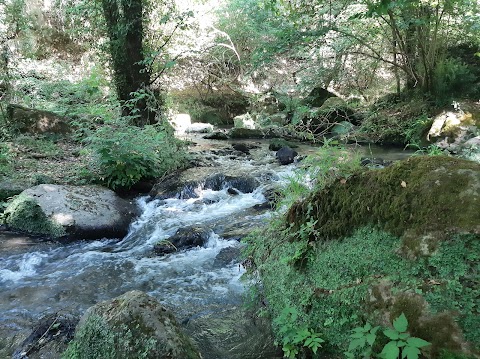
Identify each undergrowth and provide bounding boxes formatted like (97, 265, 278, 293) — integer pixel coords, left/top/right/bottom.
(243, 146, 479, 358)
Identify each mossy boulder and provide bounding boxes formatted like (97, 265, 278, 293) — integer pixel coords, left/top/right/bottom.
(246, 155, 480, 358)
(287, 156, 480, 241)
(7, 104, 71, 134)
(228, 128, 265, 139)
(3, 185, 137, 239)
(63, 291, 201, 359)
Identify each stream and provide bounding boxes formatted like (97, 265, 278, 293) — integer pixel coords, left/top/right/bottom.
(0, 135, 411, 358)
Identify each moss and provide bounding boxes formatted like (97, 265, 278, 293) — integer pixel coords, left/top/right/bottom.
(245, 225, 480, 357)
(287, 156, 480, 241)
(3, 194, 66, 237)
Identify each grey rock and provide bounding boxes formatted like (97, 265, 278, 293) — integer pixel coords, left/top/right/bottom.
(3, 184, 137, 239)
(276, 147, 298, 165)
(203, 131, 229, 140)
(154, 226, 211, 255)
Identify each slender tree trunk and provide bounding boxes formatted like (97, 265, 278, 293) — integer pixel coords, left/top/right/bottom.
(101, 0, 155, 126)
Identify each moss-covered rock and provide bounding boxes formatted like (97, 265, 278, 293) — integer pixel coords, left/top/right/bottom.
(3, 193, 66, 237)
(3, 185, 137, 239)
(287, 156, 480, 242)
(245, 155, 480, 358)
(63, 291, 201, 359)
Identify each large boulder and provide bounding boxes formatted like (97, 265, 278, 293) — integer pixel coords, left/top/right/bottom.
(287, 156, 480, 240)
(7, 104, 70, 134)
(63, 291, 201, 359)
(3, 185, 137, 239)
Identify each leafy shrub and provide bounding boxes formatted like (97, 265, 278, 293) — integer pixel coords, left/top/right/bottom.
(274, 307, 324, 358)
(346, 314, 431, 359)
(86, 120, 186, 190)
(433, 58, 478, 103)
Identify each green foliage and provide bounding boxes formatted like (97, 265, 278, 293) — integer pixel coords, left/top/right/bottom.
(274, 307, 324, 358)
(379, 313, 430, 359)
(14, 135, 62, 158)
(360, 96, 431, 145)
(413, 145, 446, 157)
(85, 120, 186, 189)
(277, 141, 361, 210)
(432, 58, 478, 103)
(345, 315, 431, 359)
(62, 315, 157, 359)
(244, 152, 480, 357)
(345, 322, 380, 359)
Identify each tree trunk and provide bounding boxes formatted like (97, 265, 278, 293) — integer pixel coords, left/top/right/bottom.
(101, 0, 155, 126)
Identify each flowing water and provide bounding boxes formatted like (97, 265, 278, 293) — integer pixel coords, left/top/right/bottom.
(0, 137, 411, 358)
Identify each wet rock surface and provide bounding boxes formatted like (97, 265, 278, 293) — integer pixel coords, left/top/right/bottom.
(154, 226, 211, 255)
(276, 146, 298, 165)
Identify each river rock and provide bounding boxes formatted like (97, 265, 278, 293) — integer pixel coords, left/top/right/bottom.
(204, 131, 229, 140)
(276, 146, 298, 165)
(3, 184, 137, 239)
(228, 128, 264, 139)
(268, 138, 298, 151)
(185, 122, 214, 133)
(63, 291, 201, 359)
(150, 170, 260, 200)
(7, 104, 70, 134)
(213, 246, 242, 267)
(154, 226, 211, 255)
(427, 110, 479, 153)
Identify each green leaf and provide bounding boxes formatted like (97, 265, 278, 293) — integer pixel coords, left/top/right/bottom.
(366, 332, 377, 346)
(348, 338, 366, 351)
(380, 341, 400, 359)
(393, 313, 408, 332)
(402, 346, 421, 359)
(406, 337, 431, 348)
(399, 333, 410, 340)
(384, 328, 400, 340)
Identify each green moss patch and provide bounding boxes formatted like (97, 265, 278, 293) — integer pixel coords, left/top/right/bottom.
(287, 156, 480, 241)
(245, 226, 479, 357)
(3, 194, 66, 237)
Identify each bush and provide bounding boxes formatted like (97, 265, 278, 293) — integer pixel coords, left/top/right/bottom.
(86, 120, 186, 190)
